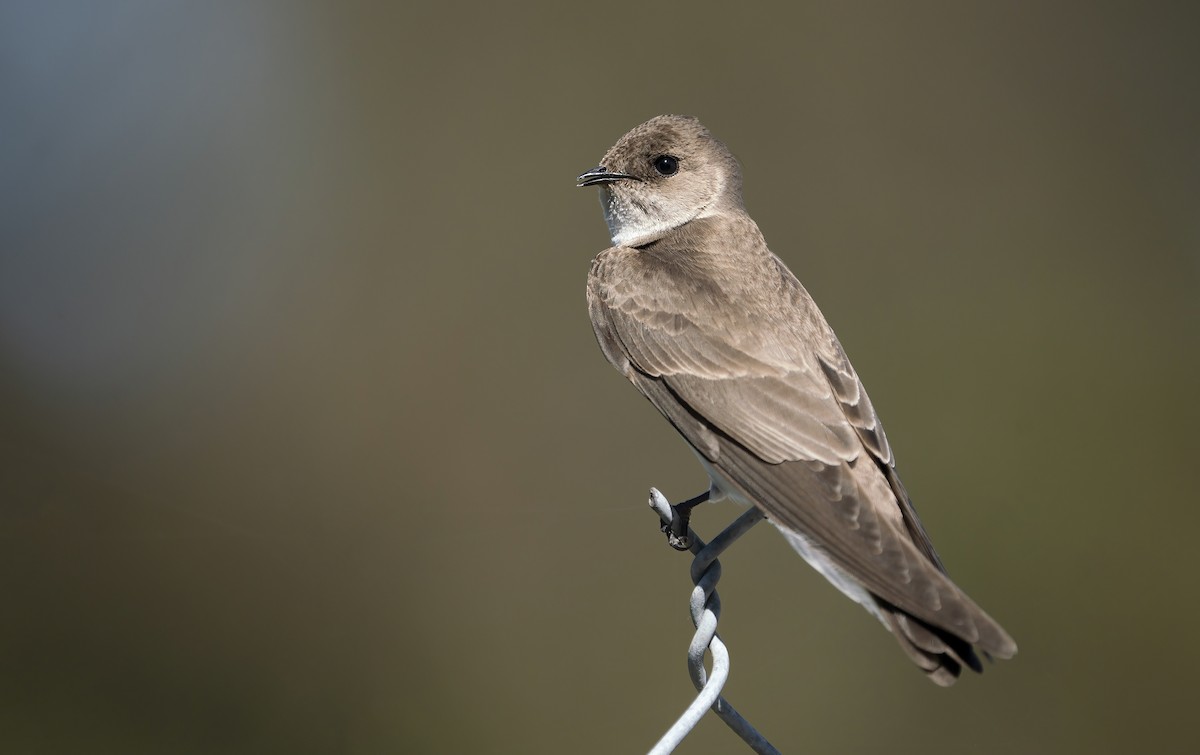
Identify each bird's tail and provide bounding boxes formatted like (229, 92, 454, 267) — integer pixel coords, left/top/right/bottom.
(878, 600, 985, 687)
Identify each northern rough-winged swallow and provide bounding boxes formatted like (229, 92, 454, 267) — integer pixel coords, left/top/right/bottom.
(580, 115, 1016, 685)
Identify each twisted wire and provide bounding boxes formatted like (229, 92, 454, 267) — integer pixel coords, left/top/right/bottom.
(646, 488, 781, 755)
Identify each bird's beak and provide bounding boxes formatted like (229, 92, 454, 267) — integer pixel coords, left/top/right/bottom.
(577, 166, 639, 187)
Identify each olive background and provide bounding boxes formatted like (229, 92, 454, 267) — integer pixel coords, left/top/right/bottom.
(2, 3, 1197, 753)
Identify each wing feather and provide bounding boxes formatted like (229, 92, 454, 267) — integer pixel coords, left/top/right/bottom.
(587, 242, 1016, 660)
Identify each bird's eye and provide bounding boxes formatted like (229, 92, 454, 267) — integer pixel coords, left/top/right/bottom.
(652, 155, 679, 176)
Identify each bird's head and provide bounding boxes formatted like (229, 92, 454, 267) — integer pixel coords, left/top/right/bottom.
(577, 115, 744, 247)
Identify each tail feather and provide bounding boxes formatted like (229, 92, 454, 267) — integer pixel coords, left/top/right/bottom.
(880, 601, 985, 686)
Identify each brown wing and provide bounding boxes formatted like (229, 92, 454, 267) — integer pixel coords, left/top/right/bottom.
(587, 243, 1016, 659)
(589, 245, 867, 464)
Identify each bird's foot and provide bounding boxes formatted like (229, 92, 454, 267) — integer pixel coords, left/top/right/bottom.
(650, 488, 711, 551)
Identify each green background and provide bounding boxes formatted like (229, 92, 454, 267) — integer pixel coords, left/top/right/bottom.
(2, 2, 1197, 753)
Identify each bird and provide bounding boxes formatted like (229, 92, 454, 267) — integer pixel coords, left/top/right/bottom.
(579, 114, 1016, 685)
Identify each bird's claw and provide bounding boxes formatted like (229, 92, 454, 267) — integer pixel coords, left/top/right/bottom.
(661, 517, 692, 550)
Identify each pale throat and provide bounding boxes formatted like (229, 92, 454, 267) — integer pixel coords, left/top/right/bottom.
(600, 185, 716, 248)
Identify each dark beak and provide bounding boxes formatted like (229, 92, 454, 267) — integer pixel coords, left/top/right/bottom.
(577, 166, 639, 187)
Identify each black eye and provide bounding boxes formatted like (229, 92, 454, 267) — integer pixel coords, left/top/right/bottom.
(652, 155, 679, 176)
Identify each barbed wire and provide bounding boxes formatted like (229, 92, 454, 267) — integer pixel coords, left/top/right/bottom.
(646, 488, 782, 755)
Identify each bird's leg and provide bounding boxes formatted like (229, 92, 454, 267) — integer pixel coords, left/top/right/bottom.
(661, 490, 711, 551)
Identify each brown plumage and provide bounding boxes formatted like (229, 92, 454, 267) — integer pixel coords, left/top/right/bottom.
(580, 115, 1016, 685)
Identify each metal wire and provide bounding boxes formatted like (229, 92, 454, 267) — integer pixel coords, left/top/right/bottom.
(646, 488, 781, 755)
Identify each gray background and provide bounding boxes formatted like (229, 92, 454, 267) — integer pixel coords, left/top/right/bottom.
(2, 2, 1197, 753)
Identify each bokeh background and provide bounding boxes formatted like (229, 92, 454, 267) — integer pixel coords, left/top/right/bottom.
(2, 2, 1197, 753)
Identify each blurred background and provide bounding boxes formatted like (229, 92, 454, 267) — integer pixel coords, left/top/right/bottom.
(2, 2, 1197, 753)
